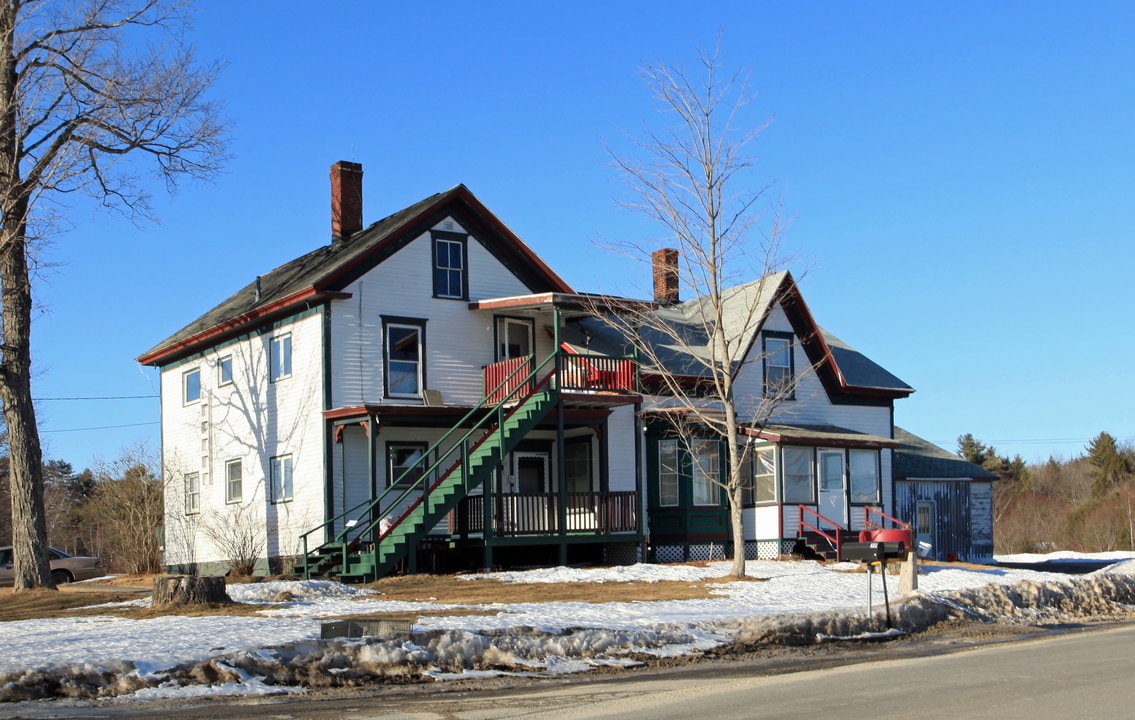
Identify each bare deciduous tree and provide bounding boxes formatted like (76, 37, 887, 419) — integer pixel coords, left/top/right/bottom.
(81, 442, 164, 574)
(0, 0, 227, 588)
(600, 42, 795, 577)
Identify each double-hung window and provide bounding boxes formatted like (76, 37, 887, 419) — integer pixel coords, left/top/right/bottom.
(658, 439, 679, 507)
(270, 334, 292, 382)
(218, 356, 233, 386)
(183, 368, 201, 404)
(185, 473, 200, 514)
(271, 455, 293, 503)
(763, 332, 795, 399)
(432, 231, 467, 300)
(225, 459, 243, 503)
(849, 449, 880, 504)
(691, 439, 720, 506)
(383, 317, 425, 398)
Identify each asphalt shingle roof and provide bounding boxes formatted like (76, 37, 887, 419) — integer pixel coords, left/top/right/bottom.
(893, 426, 1000, 480)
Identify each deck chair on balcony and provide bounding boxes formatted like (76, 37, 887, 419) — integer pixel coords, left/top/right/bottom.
(422, 388, 444, 406)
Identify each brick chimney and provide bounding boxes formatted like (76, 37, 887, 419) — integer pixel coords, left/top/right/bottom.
(330, 161, 363, 242)
(652, 248, 679, 305)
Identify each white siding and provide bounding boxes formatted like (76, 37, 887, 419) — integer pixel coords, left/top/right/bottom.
(161, 310, 325, 570)
(330, 219, 537, 409)
(607, 405, 637, 493)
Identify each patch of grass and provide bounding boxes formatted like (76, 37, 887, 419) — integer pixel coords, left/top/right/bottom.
(362, 571, 765, 606)
(0, 589, 144, 621)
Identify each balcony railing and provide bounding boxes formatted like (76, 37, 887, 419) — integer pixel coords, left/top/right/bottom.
(453, 491, 638, 537)
(483, 351, 636, 402)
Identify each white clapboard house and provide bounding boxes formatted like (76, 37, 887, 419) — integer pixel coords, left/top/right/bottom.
(139, 161, 994, 580)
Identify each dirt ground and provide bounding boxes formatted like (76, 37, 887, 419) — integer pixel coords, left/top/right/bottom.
(0, 563, 774, 622)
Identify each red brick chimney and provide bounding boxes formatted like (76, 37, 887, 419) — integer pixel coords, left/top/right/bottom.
(330, 161, 363, 242)
(652, 248, 679, 304)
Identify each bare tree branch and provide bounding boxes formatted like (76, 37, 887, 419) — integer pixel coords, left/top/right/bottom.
(0, 0, 228, 589)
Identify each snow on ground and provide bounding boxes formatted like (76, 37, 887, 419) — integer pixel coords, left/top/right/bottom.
(3, 552, 1135, 704)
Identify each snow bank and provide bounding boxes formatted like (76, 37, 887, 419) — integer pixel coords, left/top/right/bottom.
(3, 557, 1134, 703)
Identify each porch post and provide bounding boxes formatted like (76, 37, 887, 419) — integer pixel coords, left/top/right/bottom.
(337, 424, 346, 543)
(554, 305, 568, 566)
(368, 414, 378, 545)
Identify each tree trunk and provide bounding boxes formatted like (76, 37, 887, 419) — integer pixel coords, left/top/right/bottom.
(0, 7, 51, 591)
(153, 575, 231, 606)
(0, 222, 51, 590)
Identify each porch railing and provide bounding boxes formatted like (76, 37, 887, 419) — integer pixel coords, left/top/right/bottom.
(798, 505, 844, 558)
(454, 491, 638, 537)
(483, 352, 636, 402)
(863, 506, 911, 531)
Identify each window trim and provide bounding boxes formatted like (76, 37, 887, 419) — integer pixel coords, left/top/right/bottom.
(382, 316, 427, 399)
(750, 444, 778, 506)
(387, 442, 428, 490)
(183, 367, 201, 405)
(270, 334, 292, 383)
(225, 458, 243, 504)
(184, 472, 200, 514)
(218, 355, 233, 386)
(762, 331, 795, 400)
(270, 455, 293, 504)
(431, 230, 469, 300)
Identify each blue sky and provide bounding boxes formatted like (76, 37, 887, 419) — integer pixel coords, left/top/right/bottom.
(30, 1, 1135, 471)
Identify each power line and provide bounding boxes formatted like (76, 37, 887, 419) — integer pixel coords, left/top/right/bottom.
(41, 421, 159, 434)
(37, 395, 158, 401)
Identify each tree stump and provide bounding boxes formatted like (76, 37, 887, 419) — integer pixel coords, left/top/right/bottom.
(153, 575, 232, 606)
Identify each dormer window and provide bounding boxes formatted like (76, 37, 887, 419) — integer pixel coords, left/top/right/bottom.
(762, 331, 795, 399)
(432, 230, 468, 300)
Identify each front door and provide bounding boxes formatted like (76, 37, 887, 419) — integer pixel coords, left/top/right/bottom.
(497, 317, 533, 361)
(817, 449, 847, 528)
(916, 501, 935, 558)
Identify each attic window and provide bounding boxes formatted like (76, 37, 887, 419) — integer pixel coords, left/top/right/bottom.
(762, 331, 795, 400)
(431, 230, 468, 300)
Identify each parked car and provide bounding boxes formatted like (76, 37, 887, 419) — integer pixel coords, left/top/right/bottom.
(0, 546, 106, 586)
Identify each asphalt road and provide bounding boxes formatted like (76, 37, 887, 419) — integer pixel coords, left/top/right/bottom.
(376, 623, 1135, 720)
(10, 623, 1135, 719)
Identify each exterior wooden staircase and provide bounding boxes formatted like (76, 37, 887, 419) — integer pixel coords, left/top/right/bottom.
(296, 354, 559, 583)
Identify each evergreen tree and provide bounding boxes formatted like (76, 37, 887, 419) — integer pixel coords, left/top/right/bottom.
(1087, 431, 1129, 497)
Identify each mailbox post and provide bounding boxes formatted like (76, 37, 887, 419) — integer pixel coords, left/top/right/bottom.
(841, 541, 906, 629)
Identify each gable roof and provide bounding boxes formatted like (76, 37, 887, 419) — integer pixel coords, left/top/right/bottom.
(138, 185, 573, 366)
(893, 427, 1000, 480)
(569, 270, 912, 401)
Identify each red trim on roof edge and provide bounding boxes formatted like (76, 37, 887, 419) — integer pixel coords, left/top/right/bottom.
(137, 288, 349, 366)
(313, 185, 573, 295)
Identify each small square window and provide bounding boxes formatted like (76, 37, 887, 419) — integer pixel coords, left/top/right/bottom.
(225, 459, 243, 503)
(218, 356, 233, 385)
(271, 455, 293, 503)
(183, 368, 201, 404)
(270, 335, 292, 382)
